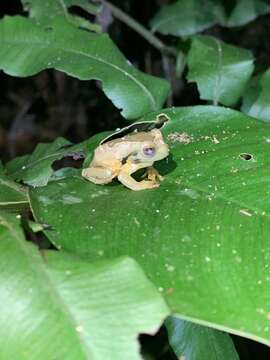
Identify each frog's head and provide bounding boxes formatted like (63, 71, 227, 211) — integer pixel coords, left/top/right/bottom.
(135, 129, 169, 163)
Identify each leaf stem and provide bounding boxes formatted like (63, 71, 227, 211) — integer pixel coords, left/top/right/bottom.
(100, 0, 178, 57)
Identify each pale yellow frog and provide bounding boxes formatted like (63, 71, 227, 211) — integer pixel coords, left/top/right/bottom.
(82, 129, 169, 191)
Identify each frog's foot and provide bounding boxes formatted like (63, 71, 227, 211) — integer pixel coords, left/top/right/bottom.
(118, 172, 160, 191)
(82, 166, 116, 185)
(118, 172, 159, 191)
(146, 166, 164, 182)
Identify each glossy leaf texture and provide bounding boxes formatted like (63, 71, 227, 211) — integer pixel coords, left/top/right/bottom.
(0, 212, 169, 360)
(21, 0, 102, 32)
(150, 0, 270, 36)
(150, 0, 224, 36)
(6, 137, 72, 187)
(242, 68, 270, 123)
(187, 35, 254, 106)
(30, 105, 270, 345)
(0, 16, 169, 119)
(166, 317, 239, 360)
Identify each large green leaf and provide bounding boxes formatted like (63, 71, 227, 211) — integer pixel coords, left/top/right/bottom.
(0, 16, 169, 119)
(0, 211, 169, 360)
(242, 69, 270, 123)
(187, 35, 254, 106)
(29, 105, 270, 345)
(166, 317, 239, 360)
(150, 0, 224, 37)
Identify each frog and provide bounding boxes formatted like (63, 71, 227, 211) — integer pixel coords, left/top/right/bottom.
(81, 128, 169, 191)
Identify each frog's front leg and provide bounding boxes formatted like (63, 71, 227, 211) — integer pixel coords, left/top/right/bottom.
(118, 161, 159, 191)
(82, 166, 116, 184)
(146, 166, 164, 182)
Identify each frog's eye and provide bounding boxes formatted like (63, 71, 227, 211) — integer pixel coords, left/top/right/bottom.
(143, 146, 156, 157)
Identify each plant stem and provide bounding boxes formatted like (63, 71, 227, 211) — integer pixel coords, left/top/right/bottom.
(100, 0, 178, 57)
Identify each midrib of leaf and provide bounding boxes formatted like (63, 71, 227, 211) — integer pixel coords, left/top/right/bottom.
(9, 151, 65, 176)
(0, 215, 92, 359)
(212, 37, 223, 106)
(0, 200, 28, 206)
(2, 33, 157, 111)
(58, 0, 69, 18)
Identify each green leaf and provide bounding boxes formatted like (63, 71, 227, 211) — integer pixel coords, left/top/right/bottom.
(22, 0, 67, 22)
(0, 16, 169, 119)
(0, 211, 169, 360)
(241, 68, 270, 123)
(226, 0, 270, 26)
(149, 0, 270, 36)
(30, 105, 270, 345)
(150, 0, 224, 37)
(187, 35, 254, 106)
(6, 137, 72, 187)
(5, 132, 110, 188)
(22, 0, 102, 31)
(166, 316, 239, 360)
(0, 173, 28, 210)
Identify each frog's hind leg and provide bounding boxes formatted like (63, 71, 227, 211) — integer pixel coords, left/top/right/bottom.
(82, 166, 116, 184)
(118, 162, 160, 191)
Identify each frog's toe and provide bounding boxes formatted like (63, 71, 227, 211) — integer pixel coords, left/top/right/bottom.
(140, 180, 160, 189)
(146, 166, 164, 182)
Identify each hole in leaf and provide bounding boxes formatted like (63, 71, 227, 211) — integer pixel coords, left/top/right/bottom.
(239, 153, 253, 161)
(52, 153, 85, 171)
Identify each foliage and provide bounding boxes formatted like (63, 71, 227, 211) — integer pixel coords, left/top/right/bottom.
(21, 0, 102, 31)
(242, 69, 270, 123)
(28, 106, 270, 347)
(0, 212, 168, 359)
(0, 16, 169, 120)
(1, 0, 270, 359)
(150, 0, 224, 36)
(187, 35, 254, 106)
(150, 0, 270, 34)
(166, 317, 239, 360)
(0, 173, 28, 210)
